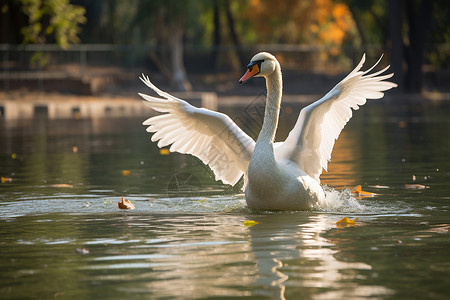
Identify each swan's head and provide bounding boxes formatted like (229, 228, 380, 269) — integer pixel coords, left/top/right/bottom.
(239, 52, 278, 84)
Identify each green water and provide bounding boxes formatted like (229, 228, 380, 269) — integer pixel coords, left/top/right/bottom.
(1, 99, 449, 299)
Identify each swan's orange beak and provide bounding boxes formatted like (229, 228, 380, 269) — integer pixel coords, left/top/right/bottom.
(239, 63, 260, 84)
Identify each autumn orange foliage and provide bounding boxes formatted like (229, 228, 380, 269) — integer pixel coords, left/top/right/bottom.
(245, 0, 355, 50)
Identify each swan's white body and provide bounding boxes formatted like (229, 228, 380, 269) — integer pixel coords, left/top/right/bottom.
(139, 52, 396, 210)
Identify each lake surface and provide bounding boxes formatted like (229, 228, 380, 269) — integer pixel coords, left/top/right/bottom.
(1, 97, 449, 299)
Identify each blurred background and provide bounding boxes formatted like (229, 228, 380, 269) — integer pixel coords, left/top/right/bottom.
(0, 0, 448, 101)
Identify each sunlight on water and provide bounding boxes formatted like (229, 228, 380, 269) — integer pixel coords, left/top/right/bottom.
(1, 101, 450, 299)
(140, 194, 249, 214)
(0, 187, 415, 218)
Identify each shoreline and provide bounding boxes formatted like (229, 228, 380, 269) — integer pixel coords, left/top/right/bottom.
(1, 89, 448, 120)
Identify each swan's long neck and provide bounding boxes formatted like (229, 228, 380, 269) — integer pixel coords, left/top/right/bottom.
(258, 63, 282, 145)
(247, 62, 282, 192)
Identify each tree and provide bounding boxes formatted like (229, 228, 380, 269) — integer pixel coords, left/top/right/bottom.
(387, 0, 433, 93)
(404, 0, 433, 93)
(347, 0, 442, 93)
(243, 0, 355, 47)
(140, 1, 194, 91)
(0, 0, 86, 47)
(19, 0, 86, 48)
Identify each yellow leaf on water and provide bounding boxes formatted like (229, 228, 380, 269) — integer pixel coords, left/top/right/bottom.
(160, 149, 170, 155)
(121, 170, 131, 176)
(336, 217, 358, 226)
(351, 185, 375, 198)
(1, 176, 13, 183)
(244, 220, 259, 227)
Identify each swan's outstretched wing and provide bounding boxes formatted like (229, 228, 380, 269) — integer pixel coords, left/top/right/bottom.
(139, 74, 255, 186)
(275, 54, 397, 182)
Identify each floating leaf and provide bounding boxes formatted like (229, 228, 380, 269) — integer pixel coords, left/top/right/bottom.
(1, 176, 13, 183)
(118, 196, 135, 210)
(244, 220, 259, 227)
(369, 185, 390, 189)
(49, 184, 73, 188)
(404, 184, 429, 190)
(352, 185, 375, 198)
(336, 217, 358, 227)
(75, 248, 90, 255)
(160, 149, 170, 155)
(420, 224, 450, 233)
(121, 170, 131, 176)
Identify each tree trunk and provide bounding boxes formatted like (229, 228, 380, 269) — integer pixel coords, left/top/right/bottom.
(348, 5, 367, 50)
(387, 0, 404, 90)
(224, 0, 247, 68)
(149, 6, 192, 92)
(212, 1, 221, 68)
(405, 0, 433, 93)
(169, 22, 192, 92)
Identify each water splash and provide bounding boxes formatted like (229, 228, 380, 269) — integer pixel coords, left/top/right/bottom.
(315, 186, 365, 213)
(315, 185, 414, 215)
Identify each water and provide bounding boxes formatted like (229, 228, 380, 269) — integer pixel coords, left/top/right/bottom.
(1, 99, 449, 299)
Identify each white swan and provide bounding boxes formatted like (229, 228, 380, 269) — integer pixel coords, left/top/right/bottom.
(139, 52, 397, 210)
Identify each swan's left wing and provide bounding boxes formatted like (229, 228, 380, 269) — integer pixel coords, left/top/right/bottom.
(275, 54, 397, 182)
(139, 74, 255, 186)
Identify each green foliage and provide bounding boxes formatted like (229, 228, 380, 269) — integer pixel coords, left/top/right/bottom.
(427, 0, 450, 68)
(19, 0, 86, 48)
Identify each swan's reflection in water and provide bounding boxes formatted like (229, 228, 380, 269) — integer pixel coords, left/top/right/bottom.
(115, 213, 392, 299)
(248, 213, 391, 299)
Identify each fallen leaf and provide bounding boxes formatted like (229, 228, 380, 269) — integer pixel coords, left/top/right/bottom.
(420, 225, 450, 233)
(1, 176, 13, 183)
(244, 220, 259, 227)
(404, 184, 429, 190)
(368, 185, 390, 189)
(160, 149, 170, 155)
(121, 170, 131, 176)
(49, 184, 73, 188)
(352, 185, 376, 198)
(336, 217, 358, 228)
(75, 248, 89, 255)
(118, 196, 135, 209)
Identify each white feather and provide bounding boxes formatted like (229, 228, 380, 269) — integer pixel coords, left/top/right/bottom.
(275, 55, 398, 182)
(139, 75, 255, 186)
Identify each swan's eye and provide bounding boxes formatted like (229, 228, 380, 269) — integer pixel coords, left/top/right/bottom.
(249, 67, 253, 72)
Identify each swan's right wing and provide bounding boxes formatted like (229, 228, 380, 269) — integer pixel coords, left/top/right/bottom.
(139, 74, 255, 186)
(275, 54, 397, 182)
